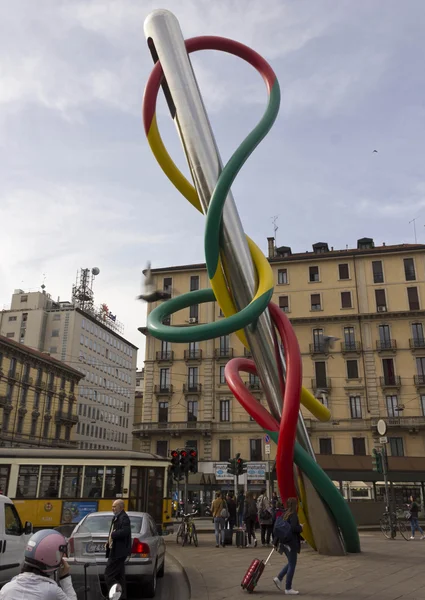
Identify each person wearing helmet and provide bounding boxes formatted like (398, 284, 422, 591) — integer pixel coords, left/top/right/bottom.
(0, 529, 77, 600)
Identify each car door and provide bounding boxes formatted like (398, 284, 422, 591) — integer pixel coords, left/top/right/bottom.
(149, 518, 164, 566)
(0, 502, 26, 585)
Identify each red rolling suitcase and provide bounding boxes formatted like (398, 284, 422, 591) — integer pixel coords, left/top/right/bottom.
(241, 548, 274, 593)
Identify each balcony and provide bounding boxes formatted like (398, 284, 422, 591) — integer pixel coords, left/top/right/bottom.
(371, 416, 425, 431)
(414, 375, 425, 387)
(184, 350, 203, 361)
(214, 348, 234, 359)
(135, 421, 212, 436)
(156, 351, 174, 362)
(154, 384, 173, 395)
(380, 376, 401, 389)
(410, 338, 425, 351)
(22, 375, 33, 386)
(376, 340, 397, 353)
(244, 348, 253, 358)
(55, 410, 79, 424)
(309, 343, 328, 355)
(311, 378, 332, 391)
(341, 341, 362, 354)
(247, 381, 261, 391)
(304, 417, 372, 432)
(183, 383, 202, 394)
(8, 370, 20, 381)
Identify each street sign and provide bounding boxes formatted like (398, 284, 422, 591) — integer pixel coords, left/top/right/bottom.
(377, 419, 387, 436)
(379, 436, 388, 444)
(264, 434, 270, 443)
(265, 444, 271, 454)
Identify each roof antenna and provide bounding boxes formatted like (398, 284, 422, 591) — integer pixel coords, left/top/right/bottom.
(271, 215, 279, 245)
(41, 273, 46, 291)
(409, 217, 418, 243)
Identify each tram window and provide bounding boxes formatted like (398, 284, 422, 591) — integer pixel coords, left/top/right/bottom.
(62, 466, 83, 498)
(84, 467, 104, 498)
(104, 467, 124, 498)
(0, 466, 10, 495)
(17, 465, 39, 498)
(40, 466, 61, 498)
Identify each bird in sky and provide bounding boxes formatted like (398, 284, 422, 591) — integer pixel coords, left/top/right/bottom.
(373, 150, 378, 153)
(136, 261, 172, 303)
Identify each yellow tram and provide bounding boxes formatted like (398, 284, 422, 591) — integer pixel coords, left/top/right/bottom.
(0, 448, 172, 529)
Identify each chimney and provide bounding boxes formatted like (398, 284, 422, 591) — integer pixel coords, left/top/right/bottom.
(267, 237, 275, 259)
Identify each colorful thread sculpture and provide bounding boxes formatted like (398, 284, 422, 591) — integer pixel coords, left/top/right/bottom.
(143, 32, 360, 554)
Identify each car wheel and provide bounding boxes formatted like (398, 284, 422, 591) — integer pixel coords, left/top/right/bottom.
(157, 556, 165, 578)
(144, 563, 157, 598)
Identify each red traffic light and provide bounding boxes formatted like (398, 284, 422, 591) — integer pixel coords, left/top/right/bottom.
(237, 458, 241, 463)
(189, 450, 197, 458)
(180, 450, 188, 457)
(171, 450, 179, 458)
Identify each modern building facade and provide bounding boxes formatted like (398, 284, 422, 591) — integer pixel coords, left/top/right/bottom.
(0, 275, 138, 450)
(0, 334, 83, 448)
(134, 237, 425, 503)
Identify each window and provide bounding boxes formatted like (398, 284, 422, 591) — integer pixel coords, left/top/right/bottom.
(187, 400, 198, 422)
(62, 466, 83, 498)
(189, 304, 199, 320)
(156, 441, 168, 457)
(188, 367, 199, 389)
(375, 289, 387, 311)
(6, 332, 15, 338)
(312, 328, 324, 352)
(344, 327, 356, 350)
(4, 504, 22, 536)
(309, 266, 319, 282)
(404, 258, 416, 281)
(104, 467, 124, 498)
(159, 368, 170, 390)
(51, 329, 59, 337)
(416, 357, 425, 379)
(372, 261, 384, 283)
(163, 277, 172, 294)
(420, 395, 425, 416)
(40, 465, 61, 498)
(20, 295, 28, 302)
(219, 335, 230, 357)
(219, 439, 231, 462)
(378, 324, 391, 348)
(55, 424, 61, 439)
(16, 415, 24, 435)
(42, 420, 50, 438)
(353, 437, 366, 456)
(220, 399, 230, 422)
(60, 376, 66, 390)
(279, 296, 289, 312)
(278, 269, 288, 285)
(389, 437, 404, 457)
(412, 323, 424, 345)
(20, 386, 28, 406)
(347, 360, 359, 379)
(311, 294, 321, 311)
(382, 358, 396, 385)
(386, 395, 399, 417)
(341, 291, 352, 309)
(349, 396, 362, 419)
(190, 275, 200, 291)
(8, 316, 17, 321)
(338, 264, 349, 280)
(17, 466, 39, 498)
(30, 419, 37, 437)
(314, 361, 327, 388)
(219, 366, 226, 384)
(158, 401, 168, 423)
(250, 439, 262, 461)
(408, 287, 420, 310)
(319, 438, 332, 455)
(249, 373, 260, 388)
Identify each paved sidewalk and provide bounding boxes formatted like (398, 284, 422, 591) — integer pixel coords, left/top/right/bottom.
(166, 532, 425, 600)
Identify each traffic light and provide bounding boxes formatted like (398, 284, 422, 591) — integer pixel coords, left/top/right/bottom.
(180, 449, 190, 473)
(170, 450, 180, 481)
(189, 449, 198, 474)
(236, 456, 247, 476)
(372, 448, 383, 474)
(227, 457, 237, 476)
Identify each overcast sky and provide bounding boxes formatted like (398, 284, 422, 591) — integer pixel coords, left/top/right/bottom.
(1, 0, 424, 368)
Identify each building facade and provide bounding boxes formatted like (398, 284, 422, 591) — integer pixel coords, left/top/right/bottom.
(134, 238, 425, 501)
(0, 335, 83, 448)
(0, 285, 138, 450)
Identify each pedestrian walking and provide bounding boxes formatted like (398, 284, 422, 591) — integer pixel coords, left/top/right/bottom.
(271, 491, 279, 510)
(408, 495, 425, 540)
(243, 491, 258, 547)
(105, 499, 131, 600)
(226, 492, 237, 532)
(211, 491, 228, 548)
(272, 497, 303, 595)
(257, 488, 273, 546)
(237, 490, 245, 527)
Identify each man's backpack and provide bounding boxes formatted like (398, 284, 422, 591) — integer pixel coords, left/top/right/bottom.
(273, 516, 292, 544)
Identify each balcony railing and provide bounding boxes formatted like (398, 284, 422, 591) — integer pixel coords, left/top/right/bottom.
(244, 348, 252, 358)
(154, 384, 173, 394)
(371, 416, 425, 429)
(214, 348, 234, 359)
(309, 343, 328, 355)
(311, 378, 331, 390)
(376, 340, 397, 351)
(135, 421, 212, 434)
(410, 338, 425, 350)
(247, 381, 261, 390)
(380, 376, 401, 388)
(184, 350, 203, 361)
(414, 375, 425, 386)
(341, 341, 362, 353)
(183, 383, 202, 394)
(55, 410, 79, 424)
(156, 351, 174, 362)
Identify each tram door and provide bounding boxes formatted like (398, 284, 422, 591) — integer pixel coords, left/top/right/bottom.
(129, 467, 164, 525)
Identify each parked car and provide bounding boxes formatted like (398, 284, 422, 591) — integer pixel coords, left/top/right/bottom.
(67, 511, 165, 598)
(0, 494, 33, 588)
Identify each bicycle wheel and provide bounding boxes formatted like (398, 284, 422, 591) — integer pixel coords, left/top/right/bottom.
(397, 520, 409, 541)
(176, 523, 184, 544)
(380, 517, 391, 539)
(182, 532, 188, 546)
(192, 523, 199, 547)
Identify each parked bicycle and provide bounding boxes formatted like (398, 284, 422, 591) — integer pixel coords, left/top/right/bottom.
(380, 508, 409, 540)
(176, 511, 198, 547)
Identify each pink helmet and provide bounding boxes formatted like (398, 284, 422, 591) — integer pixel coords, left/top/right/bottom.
(24, 529, 68, 572)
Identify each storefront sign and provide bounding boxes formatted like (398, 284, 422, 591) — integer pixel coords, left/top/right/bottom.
(214, 463, 232, 480)
(247, 462, 267, 480)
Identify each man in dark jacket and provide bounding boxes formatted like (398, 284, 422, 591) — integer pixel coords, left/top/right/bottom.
(409, 495, 424, 539)
(105, 499, 132, 599)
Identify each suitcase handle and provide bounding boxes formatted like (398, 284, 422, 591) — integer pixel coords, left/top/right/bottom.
(264, 547, 275, 565)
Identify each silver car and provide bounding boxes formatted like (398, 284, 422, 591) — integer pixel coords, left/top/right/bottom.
(67, 511, 165, 598)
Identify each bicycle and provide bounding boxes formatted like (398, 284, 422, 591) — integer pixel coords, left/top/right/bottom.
(176, 511, 198, 547)
(380, 509, 409, 540)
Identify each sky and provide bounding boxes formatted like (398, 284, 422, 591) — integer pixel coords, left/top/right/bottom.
(1, 0, 424, 369)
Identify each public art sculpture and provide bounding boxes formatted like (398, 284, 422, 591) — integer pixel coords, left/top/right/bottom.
(142, 9, 360, 555)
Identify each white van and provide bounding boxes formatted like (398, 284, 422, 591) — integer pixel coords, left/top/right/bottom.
(0, 494, 32, 588)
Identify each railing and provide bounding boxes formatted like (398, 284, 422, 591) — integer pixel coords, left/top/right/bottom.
(154, 384, 173, 394)
(371, 416, 425, 429)
(376, 340, 397, 351)
(183, 383, 202, 393)
(311, 378, 332, 390)
(414, 375, 425, 386)
(247, 381, 261, 390)
(410, 338, 425, 350)
(135, 421, 212, 433)
(341, 341, 362, 353)
(184, 349, 203, 360)
(309, 343, 328, 354)
(55, 410, 79, 424)
(379, 376, 401, 387)
(244, 348, 252, 357)
(156, 351, 174, 361)
(214, 348, 234, 358)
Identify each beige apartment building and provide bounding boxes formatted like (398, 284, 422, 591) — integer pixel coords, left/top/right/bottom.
(134, 237, 425, 502)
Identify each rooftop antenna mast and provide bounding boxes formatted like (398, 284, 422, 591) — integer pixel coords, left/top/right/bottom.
(409, 217, 418, 243)
(271, 215, 279, 245)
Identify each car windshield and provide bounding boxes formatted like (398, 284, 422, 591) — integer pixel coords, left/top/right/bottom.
(78, 515, 143, 534)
